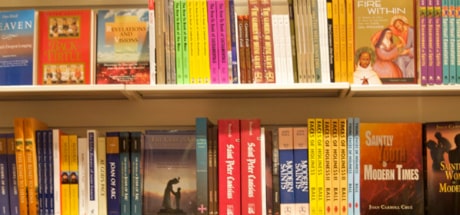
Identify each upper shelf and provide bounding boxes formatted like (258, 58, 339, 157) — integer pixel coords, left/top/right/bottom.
(2, 83, 460, 101)
(0, 0, 147, 9)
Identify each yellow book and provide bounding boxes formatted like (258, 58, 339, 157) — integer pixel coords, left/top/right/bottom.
(332, 0, 342, 82)
(315, 118, 325, 215)
(13, 118, 28, 215)
(307, 119, 317, 214)
(323, 119, 332, 215)
(68, 134, 79, 215)
(60, 134, 70, 215)
(339, 118, 348, 215)
(338, 0, 347, 82)
(330, 119, 340, 215)
(199, 0, 210, 84)
(345, 0, 354, 83)
(187, 0, 198, 84)
(24, 117, 48, 215)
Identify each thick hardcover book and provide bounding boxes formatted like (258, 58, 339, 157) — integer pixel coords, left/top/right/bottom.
(130, 132, 142, 215)
(293, 127, 309, 215)
(106, 132, 121, 215)
(240, 119, 262, 215)
(6, 133, 19, 215)
(278, 127, 296, 214)
(142, 130, 196, 214)
(0, 9, 37, 85)
(96, 9, 150, 84)
(119, 132, 131, 215)
(353, 0, 417, 84)
(0, 134, 10, 215)
(68, 135, 79, 215)
(423, 122, 460, 214)
(217, 119, 240, 215)
(195, 117, 213, 215)
(37, 9, 93, 85)
(360, 122, 424, 214)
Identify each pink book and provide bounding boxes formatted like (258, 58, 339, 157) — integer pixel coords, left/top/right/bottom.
(434, 0, 443, 84)
(218, 119, 241, 215)
(420, 0, 428, 85)
(207, 0, 220, 84)
(217, 0, 229, 84)
(427, 0, 435, 84)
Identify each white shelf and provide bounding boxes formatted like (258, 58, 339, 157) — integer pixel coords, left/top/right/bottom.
(348, 84, 460, 97)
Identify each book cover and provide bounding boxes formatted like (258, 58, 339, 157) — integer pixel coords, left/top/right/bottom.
(240, 119, 262, 215)
(96, 9, 150, 84)
(0, 9, 37, 85)
(217, 119, 240, 215)
(68, 134, 79, 215)
(0, 134, 10, 215)
(130, 132, 142, 215)
(353, 0, 417, 84)
(360, 122, 424, 214)
(278, 127, 295, 215)
(37, 9, 93, 85)
(77, 137, 89, 215)
(24, 117, 48, 215)
(293, 127, 309, 215)
(142, 130, 197, 214)
(195, 117, 213, 215)
(6, 133, 19, 215)
(106, 132, 121, 215)
(423, 122, 460, 214)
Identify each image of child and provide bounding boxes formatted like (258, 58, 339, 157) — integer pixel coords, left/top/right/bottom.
(353, 50, 382, 85)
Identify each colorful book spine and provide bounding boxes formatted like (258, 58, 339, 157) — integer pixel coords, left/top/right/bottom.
(6, 133, 19, 215)
(449, 0, 457, 84)
(0, 134, 10, 215)
(240, 119, 262, 215)
(43, 130, 52, 215)
(174, 0, 184, 84)
(229, 0, 238, 83)
(119, 132, 131, 215)
(106, 132, 121, 215)
(187, 0, 197, 84)
(293, 127, 309, 215)
(345, 0, 354, 83)
(130, 132, 142, 215)
(60, 134, 70, 215)
(352, 118, 360, 215)
(199, 0, 211, 84)
(307, 119, 317, 214)
(68, 135, 79, 215)
(326, 0, 334, 82)
(332, 0, 341, 82)
(260, 0, 276, 83)
(434, 0, 443, 84)
(237, 15, 248, 83)
(207, 0, 219, 84)
(428, 0, 435, 84)
(243, 15, 252, 83)
(78, 137, 89, 215)
(456, 0, 460, 83)
(248, 0, 264, 83)
(87, 130, 99, 215)
(36, 130, 44, 215)
(330, 119, 340, 215)
(217, 119, 240, 215)
(338, 118, 348, 215)
(323, 119, 332, 215)
(420, 0, 428, 85)
(217, 0, 229, 84)
(315, 118, 325, 215)
(97, 136, 108, 215)
(148, 0, 156, 84)
(195, 117, 211, 215)
(278, 127, 296, 214)
(442, 0, 450, 84)
(338, 0, 347, 83)
(346, 117, 354, 215)
(180, 0, 190, 84)
(13, 118, 28, 215)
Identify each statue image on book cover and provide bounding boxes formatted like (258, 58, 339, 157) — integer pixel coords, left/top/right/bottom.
(158, 177, 186, 215)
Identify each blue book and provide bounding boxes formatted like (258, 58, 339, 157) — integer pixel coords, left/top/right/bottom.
(5, 133, 19, 215)
(119, 132, 131, 215)
(195, 117, 212, 215)
(35, 130, 45, 215)
(106, 132, 121, 215)
(229, 0, 239, 83)
(293, 127, 309, 215)
(0, 9, 36, 85)
(142, 129, 196, 214)
(87, 129, 100, 214)
(0, 134, 11, 215)
(130, 132, 142, 215)
(278, 127, 296, 214)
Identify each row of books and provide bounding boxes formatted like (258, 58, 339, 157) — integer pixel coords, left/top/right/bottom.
(2, 0, 459, 86)
(1, 117, 459, 215)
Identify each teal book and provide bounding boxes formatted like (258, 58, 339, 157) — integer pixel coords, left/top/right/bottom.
(442, 0, 450, 84)
(142, 130, 196, 214)
(119, 132, 131, 215)
(448, 0, 457, 84)
(195, 117, 214, 215)
(130, 132, 142, 215)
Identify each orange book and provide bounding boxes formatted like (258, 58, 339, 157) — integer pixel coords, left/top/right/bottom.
(24, 117, 48, 215)
(14, 118, 28, 215)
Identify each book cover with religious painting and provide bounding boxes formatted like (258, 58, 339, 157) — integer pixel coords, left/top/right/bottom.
(37, 9, 93, 85)
(360, 123, 424, 214)
(423, 122, 460, 215)
(353, 0, 417, 84)
(96, 9, 151, 84)
(142, 130, 197, 215)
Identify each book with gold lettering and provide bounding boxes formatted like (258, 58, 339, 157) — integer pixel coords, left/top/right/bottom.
(423, 122, 460, 215)
(96, 9, 151, 84)
(37, 10, 93, 85)
(360, 122, 423, 214)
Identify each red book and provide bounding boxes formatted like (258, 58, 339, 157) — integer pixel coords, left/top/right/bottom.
(240, 119, 262, 215)
(218, 119, 241, 215)
(37, 9, 94, 85)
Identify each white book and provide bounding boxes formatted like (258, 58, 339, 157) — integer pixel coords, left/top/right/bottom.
(52, 129, 62, 215)
(272, 15, 284, 84)
(317, 0, 331, 83)
(86, 130, 99, 215)
(97, 136, 108, 215)
(78, 137, 89, 215)
(260, 127, 267, 215)
(149, 0, 156, 84)
(282, 15, 295, 84)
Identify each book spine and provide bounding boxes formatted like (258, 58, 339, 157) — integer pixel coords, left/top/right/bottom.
(286, 0, 298, 83)
(68, 135, 79, 215)
(307, 119, 317, 214)
(315, 118, 325, 215)
(0, 134, 10, 215)
(434, 0, 443, 84)
(119, 132, 131, 215)
(78, 137, 89, 215)
(164, 0, 172, 84)
(338, 118, 348, 215)
(293, 127, 309, 215)
(260, 0, 276, 83)
(60, 134, 70, 215)
(52, 129, 62, 215)
(211, 126, 218, 215)
(169, 0, 177, 85)
(449, 0, 457, 84)
(331, 119, 340, 215)
(6, 134, 19, 215)
(130, 132, 142, 215)
(248, 0, 264, 83)
(352, 118, 360, 215)
(217, 0, 229, 84)
(207, 0, 220, 84)
(271, 129, 280, 215)
(338, 0, 347, 83)
(278, 127, 296, 214)
(97, 136, 108, 215)
(420, 0, 428, 85)
(200, 0, 211, 84)
(217, 119, 240, 215)
(148, 0, 156, 84)
(272, 15, 284, 83)
(456, 0, 460, 83)
(332, 0, 342, 82)
(44, 130, 52, 215)
(187, 0, 197, 84)
(310, 0, 322, 83)
(326, 0, 334, 82)
(87, 130, 98, 215)
(13, 118, 28, 215)
(442, 0, 450, 84)
(283, 15, 294, 83)
(237, 15, 248, 84)
(428, 0, 435, 84)
(181, 0, 190, 84)
(346, 118, 354, 215)
(229, 0, 238, 83)
(174, 0, 184, 84)
(195, 118, 210, 215)
(240, 119, 262, 215)
(323, 119, 332, 215)
(345, 0, 354, 83)
(106, 133, 121, 215)
(36, 131, 44, 215)
(243, 15, 252, 83)
(155, 0, 166, 84)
